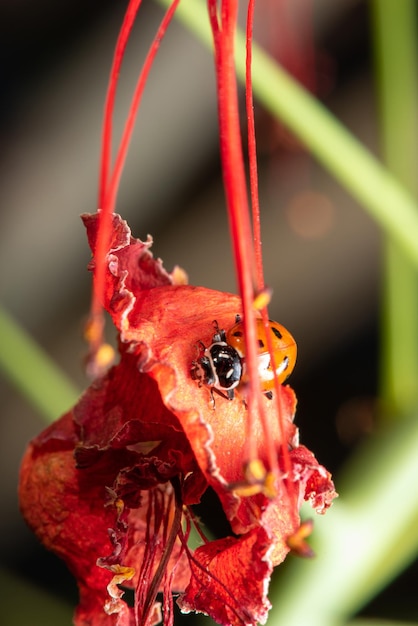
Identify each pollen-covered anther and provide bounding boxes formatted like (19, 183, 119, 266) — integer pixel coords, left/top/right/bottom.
(104, 564, 136, 615)
(171, 265, 189, 285)
(84, 314, 115, 378)
(85, 341, 116, 380)
(114, 498, 124, 518)
(229, 459, 277, 498)
(95, 342, 116, 369)
(286, 519, 315, 558)
(84, 314, 103, 344)
(252, 287, 272, 312)
(245, 458, 267, 483)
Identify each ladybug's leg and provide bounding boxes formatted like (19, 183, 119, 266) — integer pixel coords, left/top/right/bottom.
(212, 320, 227, 343)
(210, 388, 216, 409)
(210, 387, 234, 405)
(212, 320, 222, 340)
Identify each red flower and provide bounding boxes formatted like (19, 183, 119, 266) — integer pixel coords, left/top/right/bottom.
(19, 213, 337, 626)
(19, 2, 337, 624)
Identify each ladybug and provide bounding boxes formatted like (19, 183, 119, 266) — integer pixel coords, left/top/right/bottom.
(192, 316, 296, 402)
(226, 314, 297, 397)
(191, 323, 242, 401)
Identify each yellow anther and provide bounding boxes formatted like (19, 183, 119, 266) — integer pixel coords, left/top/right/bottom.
(245, 458, 267, 483)
(229, 460, 277, 498)
(287, 519, 315, 558)
(96, 342, 115, 369)
(253, 287, 272, 311)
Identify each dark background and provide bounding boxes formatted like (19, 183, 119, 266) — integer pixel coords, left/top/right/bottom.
(1, 0, 416, 623)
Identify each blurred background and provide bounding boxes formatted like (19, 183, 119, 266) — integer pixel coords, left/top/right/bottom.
(0, 0, 416, 624)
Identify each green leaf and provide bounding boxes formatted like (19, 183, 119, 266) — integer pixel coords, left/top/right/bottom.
(0, 306, 80, 423)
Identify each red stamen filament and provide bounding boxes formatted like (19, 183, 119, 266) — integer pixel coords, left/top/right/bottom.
(245, 1, 296, 510)
(105, 0, 181, 217)
(93, 0, 297, 513)
(136, 486, 183, 626)
(246, 0, 263, 289)
(208, 0, 263, 464)
(88, 0, 179, 368)
(99, 0, 143, 212)
(209, 0, 297, 516)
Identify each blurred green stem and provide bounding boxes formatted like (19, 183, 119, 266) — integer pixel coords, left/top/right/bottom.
(372, 0, 418, 417)
(270, 414, 418, 626)
(157, 1, 418, 624)
(0, 306, 80, 422)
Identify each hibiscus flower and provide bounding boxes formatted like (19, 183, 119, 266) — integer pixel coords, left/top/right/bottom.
(20, 1, 337, 623)
(19, 213, 337, 626)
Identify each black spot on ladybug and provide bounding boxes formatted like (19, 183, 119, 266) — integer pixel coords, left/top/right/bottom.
(258, 339, 265, 349)
(271, 326, 283, 340)
(232, 330, 243, 338)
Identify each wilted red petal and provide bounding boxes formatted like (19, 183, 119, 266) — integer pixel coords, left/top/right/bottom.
(19, 213, 337, 626)
(19, 413, 121, 625)
(81, 213, 185, 332)
(289, 445, 338, 514)
(81, 214, 334, 526)
(19, 368, 193, 625)
(179, 528, 272, 626)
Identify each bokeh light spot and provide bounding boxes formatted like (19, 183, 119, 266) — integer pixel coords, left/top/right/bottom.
(285, 190, 335, 239)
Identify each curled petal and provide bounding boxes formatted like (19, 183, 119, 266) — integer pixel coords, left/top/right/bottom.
(178, 528, 272, 626)
(289, 445, 338, 514)
(81, 213, 187, 336)
(19, 414, 118, 625)
(19, 374, 193, 626)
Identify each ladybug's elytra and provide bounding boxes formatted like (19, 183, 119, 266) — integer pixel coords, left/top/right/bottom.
(226, 315, 297, 394)
(191, 316, 296, 401)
